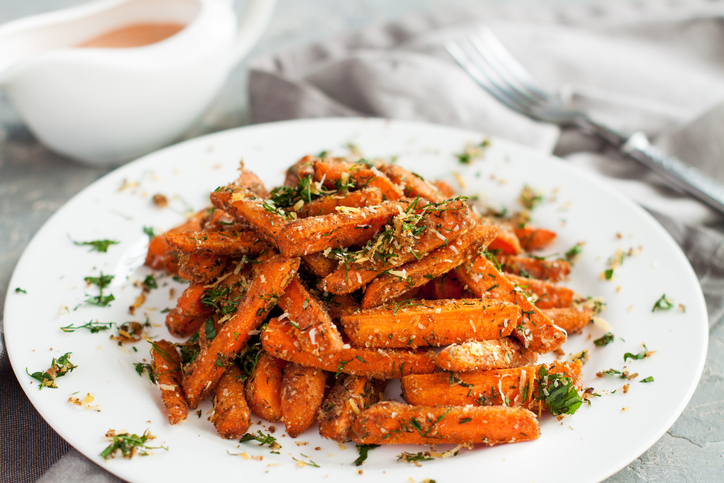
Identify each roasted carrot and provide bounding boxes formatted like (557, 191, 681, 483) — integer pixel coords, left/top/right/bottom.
(435, 338, 537, 372)
(245, 352, 286, 422)
(284, 155, 315, 187)
(320, 198, 474, 294)
(499, 254, 570, 282)
(340, 299, 519, 349)
(277, 200, 407, 257)
(210, 186, 289, 246)
(361, 224, 499, 308)
(313, 160, 403, 201)
(432, 180, 456, 198)
(261, 317, 436, 379)
(297, 187, 384, 218)
(454, 255, 567, 353)
(210, 364, 252, 439)
(176, 252, 230, 284)
(150, 339, 188, 425)
(182, 254, 300, 408)
(165, 284, 212, 338)
(377, 164, 445, 202)
(486, 222, 522, 255)
(325, 294, 360, 321)
(401, 361, 582, 413)
(281, 363, 327, 438)
(165, 230, 267, 257)
(418, 272, 470, 300)
(144, 208, 208, 271)
(234, 162, 269, 198)
(277, 277, 343, 356)
(317, 375, 386, 443)
(541, 307, 593, 335)
(514, 226, 557, 251)
(301, 253, 337, 278)
(351, 402, 540, 445)
(504, 273, 575, 309)
(203, 208, 249, 233)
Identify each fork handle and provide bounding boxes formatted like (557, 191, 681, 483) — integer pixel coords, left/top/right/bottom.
(622, 132, 724, 216)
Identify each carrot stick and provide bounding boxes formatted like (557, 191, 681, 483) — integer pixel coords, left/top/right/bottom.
(182, 254, 299, 408)
(454, 255, 567, 353)
(149, 340, 188, 425)
(377, 165, 445, 202)
(541, 307, 593, 335)
(210, 186, 289, 246)
(317, 375, 386, 443)
(340, 299, 519, 349)
(301, 253, 337, 278)
(284, 155, 315, 187)
(261, 317, 436, 379)
(401, 361, 582, 413)
(210, 364, 252, 439)
(361, 224, 499, 308)
(281, 363, 327, 438)
(165, 284, 212, 338)
(144, 208, 208, 271)
(504, 274, 575, 309)
(350, 401, 540, 445)
(313, 160, 403, 201)
(499, 254, 570, 282)
(514, 226, 557, 251)
(176, 252, 230, 284)
(435, 338, 537, 372)
(297, 187, 383, 218)
(234, 162, 269, 198)
(432, 180, 456, 198)
(277, 200, 407, 257)
(418, 272, 470, 300)
(165, 231, 267, 256)
(277, 277, 344, 356)
(486, 222, 522, 255)
(320, 198, 474, 294)
(245, 352, 286, 422)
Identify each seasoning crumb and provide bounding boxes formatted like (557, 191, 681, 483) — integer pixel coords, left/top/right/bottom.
(152, 194, 168, 207)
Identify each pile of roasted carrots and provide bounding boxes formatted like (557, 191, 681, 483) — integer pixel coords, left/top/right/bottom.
(144, 155, 595, 448)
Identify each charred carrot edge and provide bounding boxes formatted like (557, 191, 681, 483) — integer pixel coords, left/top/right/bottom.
(401, 361, 582, 410)
(504, 273, 575, 309)
(454, 255, 567, 353)
(361, 224, 499, 308)
(150, 339, 188, 425)
(435, 338, 538, 372)
(302, 253, 337, 278)
(182, 254, 300, 408)
(165, 231, 267, 256)
(340, 299, 519, 349)
(317, 375, 386, 443)
(210, 365, 252, 439)
(541, 307, 593, 335)
(514, 226, 557, 251)
(377, 164, 445, 202)
(499, 254, 570, 282)
(144, 208, 208, 270)
(277, 277, 344, 356)
(165, 284, 212, 338)
(281, 363, 327, 438)
(262, 317, 436, 379)
(176, 252, 230, 284)
(277, 200, 406, 258)
(351, 401, 540, 445)
(487, 223, 522, 255)
(320, 199, 474, 295)
(298, 187, 384, 218)
(313, 160, 403, 201)
(210, 186, 288, 246)
(245, 352, 287, 422)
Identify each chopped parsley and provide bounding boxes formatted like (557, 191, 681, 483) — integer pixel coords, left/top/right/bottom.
(593, 332, 614, 347)
(623, 345, 655, 362)
(143, 226, 155, 239)
(26, 352, 77, 390)
(240, 430, 281, 450)
(536, 366, 583, 416)
(236, 340, 263, 382)
(564, 242, 584, 263)
(61, 320, 115, 333)
(83, 272, 115, 307)
(14, 287, 27, 294)
(142, 275, 158, 290)
(100, 429, 166, 460)
(397, 451, 434, 464)
(520, 185, 544, 210)
(652, 294, 674, 312)
(640, 376, 654, 383)
(353, 444, 380, 466)
(134, 362, 156, 383)
(71, 238, 119, 253)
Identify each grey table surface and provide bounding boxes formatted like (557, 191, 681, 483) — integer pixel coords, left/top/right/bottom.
(1, 1, 722, 482)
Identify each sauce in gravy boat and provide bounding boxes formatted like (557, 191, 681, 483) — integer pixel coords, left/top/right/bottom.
(0, 0, 275, 166)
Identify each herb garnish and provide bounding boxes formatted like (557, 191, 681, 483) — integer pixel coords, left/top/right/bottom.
(520, 185, 544, 210)
(640, 376, 654, 383)
(652, 294, 674, 312)
(26, 352, 77, 390)
(142, 275, 158, 290)
(397, 451, 434, 464)
(83, 272, 115, 307)
(143, 226, 155, 239)
(353, 444, 380, 466)
(71, 238, 119, 253)
(623, 345, 655, 362)
(15, 287, 27, 294)
(134, 362, 156, 383)
(536, 366, 583, 416)
(100, 429, 166, 459)
(593, 332, 614, 347)
(564, 242, 584, 263)
(240, 430, 281, 450)
(61, 320, 115, 333)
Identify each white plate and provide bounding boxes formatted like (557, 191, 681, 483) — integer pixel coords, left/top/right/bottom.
(4, 118, 708, 483)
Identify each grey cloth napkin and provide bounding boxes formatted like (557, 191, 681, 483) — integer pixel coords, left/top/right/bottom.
(4, 1, 724, 483)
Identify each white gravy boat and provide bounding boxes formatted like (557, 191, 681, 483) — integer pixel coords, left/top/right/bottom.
(0, 0, 275, 166)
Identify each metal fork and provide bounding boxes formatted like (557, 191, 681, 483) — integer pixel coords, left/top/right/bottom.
(445, 26, 724, 216)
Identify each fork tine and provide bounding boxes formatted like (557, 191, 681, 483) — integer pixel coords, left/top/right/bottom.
(473, 26, 550, 102)
(444, 40, 533, 116)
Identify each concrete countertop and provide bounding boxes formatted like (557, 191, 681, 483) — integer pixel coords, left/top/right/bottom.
(1, 1, 721, 482)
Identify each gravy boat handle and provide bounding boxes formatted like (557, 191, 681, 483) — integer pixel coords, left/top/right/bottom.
(231, 0, 276, 66)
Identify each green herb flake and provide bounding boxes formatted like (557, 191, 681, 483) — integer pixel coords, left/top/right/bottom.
(15, 287, 27, 294)
(397, 451, 434, 464)
(133, 362, 156, 384)
(603, 268, 614, 280)
(142, 275, 158, 290)
(61, 320, 115, 333)
(652, 294, 674, 312)
(143, 226, 156, 239)
(100, 429, 166, 460)
(623, 345, 655, 362)
(26, 352, 77, 390)
(239, 430, 280, 449)
(640, 376, 654, 383)
(536, 366, 583, 416)
(72, 238, 119, 253)
(593, 332, 614, 347)
(353, 444, 380, 466)
(564, 242, 584, 262)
